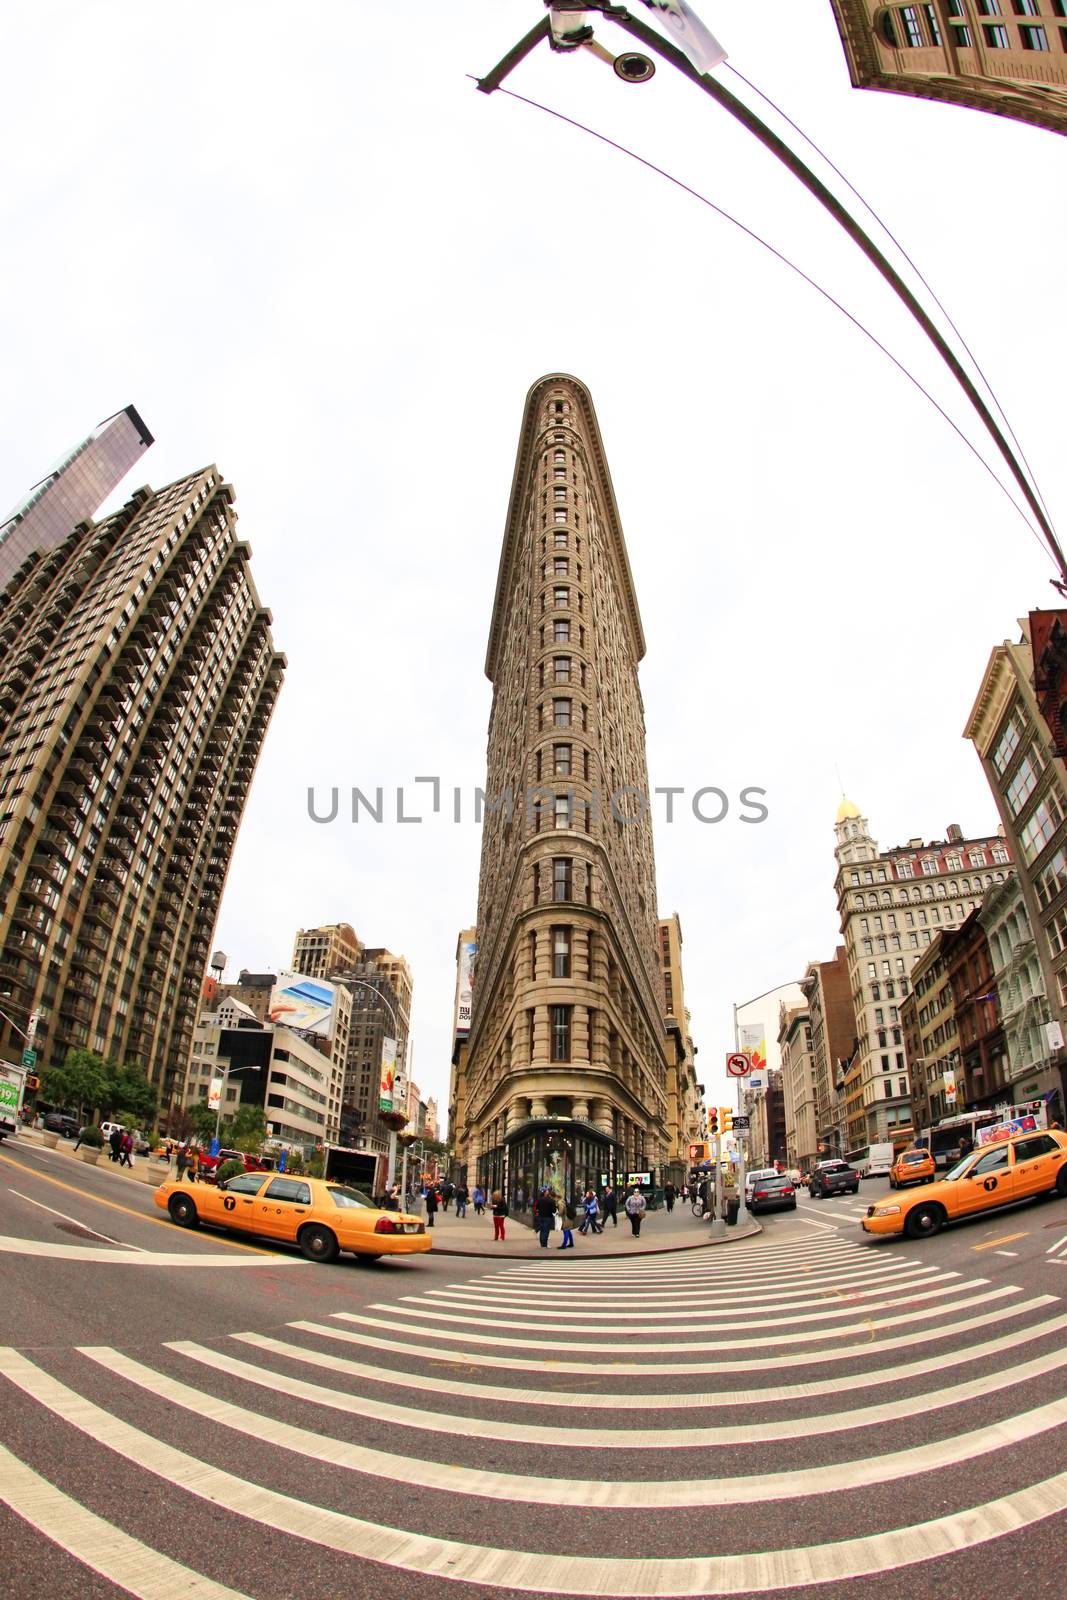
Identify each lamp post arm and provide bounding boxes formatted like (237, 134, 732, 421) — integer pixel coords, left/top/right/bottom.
(0, 1006, 31, 1044)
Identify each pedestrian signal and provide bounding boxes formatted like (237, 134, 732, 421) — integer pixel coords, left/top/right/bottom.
(687, 1141, 708, 1162)
(707, 1108, 718, 1135)
(720, 1107, 734, 1133)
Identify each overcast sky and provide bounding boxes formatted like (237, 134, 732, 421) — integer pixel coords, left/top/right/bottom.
(2, 2, 1064, 1123)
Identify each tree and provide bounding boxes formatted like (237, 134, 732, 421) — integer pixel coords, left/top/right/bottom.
(41, 1050, 109, 1120)
(106, 1062, 158, 1128)
(229, 1105, 266, 1154)
(187, 1102, 218, 1144)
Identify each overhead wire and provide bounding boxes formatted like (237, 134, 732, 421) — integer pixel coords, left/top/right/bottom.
(722, 61, 1057, 539)
(474, 78, 1052, 564)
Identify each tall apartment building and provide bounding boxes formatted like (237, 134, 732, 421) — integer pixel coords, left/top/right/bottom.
(362, 948, 413, 1069)
(184, 1001, 343, 1149)
(461, 374, 673, 1205)
(778, 1000, 816, 1168)
(0, 406, 153, 591)
(800, 947, 855, 1158)
(291, 923, 362, 979)
(834, 799, 1011, 1145)
(0, 465, 284, 1106)
(448, 926, 477, 1171)
(333, 957, 409, 1184)
(982, 876, 1054, 1106)
(658, 914, 703, 1179)
(828, 1, 1067, 136)
(902, 933, 959, 1131)
(965, 615, 1067, 1112)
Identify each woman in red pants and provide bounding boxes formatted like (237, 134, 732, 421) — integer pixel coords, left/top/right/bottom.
(491, 1191, 508, 1240)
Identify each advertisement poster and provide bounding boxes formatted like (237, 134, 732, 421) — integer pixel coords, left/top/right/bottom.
(456, 939, 476, 1038)
(268, 971, 337, 1038)
(738, 1023, 767, 1074)
(207, 1077, 223, 1111)
(379, 1036, 398, 1111)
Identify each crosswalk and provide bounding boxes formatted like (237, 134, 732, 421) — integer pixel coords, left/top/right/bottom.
(2, 1227, 1066, 1596)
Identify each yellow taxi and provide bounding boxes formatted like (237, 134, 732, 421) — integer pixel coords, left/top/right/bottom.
(154, 1171, 431, 1262)
(888, 1147, 935, 1188)
(862, 1127, 1067, 1239)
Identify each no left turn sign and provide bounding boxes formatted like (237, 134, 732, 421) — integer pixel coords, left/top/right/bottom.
(726, 1052, 751, 1077)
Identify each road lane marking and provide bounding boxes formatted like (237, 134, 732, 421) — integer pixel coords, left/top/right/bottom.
(5, 1349, 1067, 1596)
(972, 1232, 1029, 1251)
(1044, 1233, 1067, 1256)
(9, 1189, 146, 1250)
(0, 1152, 273, 1254)
(206, 1303, 1067, 1411)
(995, 1251, 1020, 1257)
(329, 1284, 1021, 1349)
(290, 1293, 1058, 1375)
(80, 1343, 1067, 1507)
(0, 1236, 308, 1266)
(371, 1278, 981, 1333)
(0, 1440, 252, 1600)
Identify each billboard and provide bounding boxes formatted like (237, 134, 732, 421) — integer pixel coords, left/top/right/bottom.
(455, 936, 476, 1039)
(268, 971, 337, 1038)
(207, 1077, 224, 1111)
(379, 1036, 398, 1111)
(738, 1023, 767, 1074)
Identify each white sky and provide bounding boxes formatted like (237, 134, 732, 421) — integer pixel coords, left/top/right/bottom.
(2, 2, 1064, 1124)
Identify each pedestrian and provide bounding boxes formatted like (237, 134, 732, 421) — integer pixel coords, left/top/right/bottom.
(664, 1182, 676, 1214)
(442, 1181, 454, 1212)
(176, 1144, 189, 1181)
(425, 1187, 438, 1228)
(558, 1193, 576, 1250)
(957, 1136, 971, 1163)
(108, 1127, 122, 1164)
(188, 1147, 200, 1183)
(118, 1131, 133, 1169)
(600, 1185, 618, 1228)
(473, 1184, 485, 1215)
(579, 1188, 601, 1235)
(534, 1187, 556, 1248)
(625, 1185, 647, 1238)
(455, 1182, 469, 1218)
(491, 1190, 508, 1242)
(73, 1124, 90, 1152)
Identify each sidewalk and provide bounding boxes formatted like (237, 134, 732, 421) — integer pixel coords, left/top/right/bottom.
(423, 1201, 760, 1258)
(14, 1125, 173, 1188)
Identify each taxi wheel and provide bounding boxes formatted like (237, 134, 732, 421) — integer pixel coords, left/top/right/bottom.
(298, 1224, 339, 1264)
(168, 1193, 199, 1229)
(1056, 1169, 1067, 1198)
(905, 1203, 944, 1239)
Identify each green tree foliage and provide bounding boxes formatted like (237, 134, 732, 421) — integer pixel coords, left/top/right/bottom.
(229, 1105, 266, 1154)
(186, 1102, 219, 1144)
(107, 1062, 158, 1127)
(215, 1159, 244, 1186)
(40, 1051, 108, 1118)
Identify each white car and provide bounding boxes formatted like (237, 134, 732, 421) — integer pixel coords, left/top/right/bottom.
(744, 1168, 778, 1202)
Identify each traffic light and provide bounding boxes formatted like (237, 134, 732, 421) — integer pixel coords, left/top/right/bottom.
(25, 1075, 40, 1091)
(707, 1108, 718, 1136)
(687, 1141, 708, 1163)
(720, 1106, 734, 1134)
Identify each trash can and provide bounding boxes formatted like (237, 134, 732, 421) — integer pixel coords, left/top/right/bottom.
(725, 1196, 740, 1226)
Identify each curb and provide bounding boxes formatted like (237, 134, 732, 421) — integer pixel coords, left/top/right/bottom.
(431, 1221, 763, 1259)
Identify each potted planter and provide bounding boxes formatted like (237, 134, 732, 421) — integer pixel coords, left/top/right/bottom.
(78, 1146, 101, 1165)
(75, 1127, 105, 1165)
(42, 1131, 60, 1149)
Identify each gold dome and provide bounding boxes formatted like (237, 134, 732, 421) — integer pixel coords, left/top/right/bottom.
(836, 797, 861, 822)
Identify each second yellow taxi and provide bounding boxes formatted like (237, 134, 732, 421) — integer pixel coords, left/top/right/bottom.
(154, 1171, 431, 1261)
(862, 1127, 1067, 1238)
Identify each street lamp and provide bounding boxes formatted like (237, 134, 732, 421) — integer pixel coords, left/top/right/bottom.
(213, 1062, 261, 1146)
(732, 981, 800, 1220)
(342, 978, 410, 1188)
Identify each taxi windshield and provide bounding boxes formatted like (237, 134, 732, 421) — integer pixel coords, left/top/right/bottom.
(326, 1186, 375, 1209)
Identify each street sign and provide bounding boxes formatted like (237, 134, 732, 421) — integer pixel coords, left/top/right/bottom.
(732, 1115, 750, 1133)
(21, 1048, 37, 1069)
(725, 1052, 751, 1077)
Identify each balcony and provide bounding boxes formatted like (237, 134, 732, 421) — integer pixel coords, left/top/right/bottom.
(91, 881, 121, 911)
(10, 903, 51, 935)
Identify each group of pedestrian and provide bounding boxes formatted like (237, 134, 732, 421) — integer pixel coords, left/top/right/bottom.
(106, 1127, 136, 1168)
(526, 1183, 646, 1247)
(175, 1144, 201, 1182)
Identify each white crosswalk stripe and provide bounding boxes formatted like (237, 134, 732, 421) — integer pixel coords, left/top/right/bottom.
(1, 1227, 1065, 1596)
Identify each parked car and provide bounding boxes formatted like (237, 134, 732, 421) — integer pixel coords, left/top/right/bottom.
(42, 1111, 79, 1138)
(198, 1147, 275, 1183)
(809, 1159, 860, 1198)
(748, 1174, 797, 1213)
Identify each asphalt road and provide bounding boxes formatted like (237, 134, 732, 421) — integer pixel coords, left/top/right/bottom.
(2, 1137, 1067, 1599)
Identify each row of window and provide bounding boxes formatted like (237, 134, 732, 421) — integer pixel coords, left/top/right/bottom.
(882, 0, 1067, 50)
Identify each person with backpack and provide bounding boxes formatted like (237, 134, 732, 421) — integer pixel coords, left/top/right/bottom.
(534, 1187, 556, 1248)
(624, 1185, 647, 1238)
(491, 1190, 509, 1241)
(424, 1187, 439, 1228)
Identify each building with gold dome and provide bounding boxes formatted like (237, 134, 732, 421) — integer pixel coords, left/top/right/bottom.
(833, 801, 1012, 1147)
(829, 2, 1067, 137)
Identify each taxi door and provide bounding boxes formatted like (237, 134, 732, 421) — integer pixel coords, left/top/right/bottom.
(953, 1144, 1014, 1217)
(214, 1171, 271, 1229)
(1010, 1133, 1067, 1200)
(254, 1176, 313, 1241)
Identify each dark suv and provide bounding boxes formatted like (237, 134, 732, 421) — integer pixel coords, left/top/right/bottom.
(809, 1159, 859, 1198)
(42, 1111, 80, 1138)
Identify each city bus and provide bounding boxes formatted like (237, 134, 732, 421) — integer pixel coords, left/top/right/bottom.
(844, 1143, 895, 1179)
(927, 1103, 1049, 1172)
